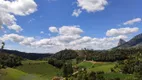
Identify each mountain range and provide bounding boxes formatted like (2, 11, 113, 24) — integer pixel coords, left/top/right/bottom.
(115, 33, 142, 49)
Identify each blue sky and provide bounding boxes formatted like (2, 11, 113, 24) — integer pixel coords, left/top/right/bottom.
(0, 0, 142, 53)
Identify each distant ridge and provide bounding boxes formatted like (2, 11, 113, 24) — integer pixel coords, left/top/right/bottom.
(115, 33, 142, 49)
(0, 49, 52, 60)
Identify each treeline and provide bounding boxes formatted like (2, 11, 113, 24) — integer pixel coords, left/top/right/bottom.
(49, 48, 142, 63)
(2, 49, 52, 60)
(48, 49, 78, 68)
(51, 49, 78, 60)
(77, 48, 142, 62)
(0, 52, 22, 68)
(48, 58, 64, 68)
(114, 52, 142, 80)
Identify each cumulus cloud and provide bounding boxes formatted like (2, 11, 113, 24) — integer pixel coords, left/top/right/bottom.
(0, 0, 37, 16)
(1, 34, 24, 42)
(123, 18, 142, 25)
(106, 27, 139, 37)
(0, 0, 37, 32)
(20, 37, 35, 46)
(49, 26, 58, 33)
(72, 9, 82, 17)
(72, 0, 108, 17)
(7, 24, 23, 32)
(0, 34, 36, 47)
(59, 26, 83, 36)
(0, 26, 134, 53)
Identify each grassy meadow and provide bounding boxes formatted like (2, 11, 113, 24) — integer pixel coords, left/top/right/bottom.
(0, 60, 134, 80)
(0, 60, 61, 80)
(77, 61, 115, 72)
(76, 61, 133, 79)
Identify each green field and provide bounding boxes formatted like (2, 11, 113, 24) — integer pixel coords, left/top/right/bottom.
(77, 61, 115, 72)
(0, 60, 134, 80)
(16, 60, 61, 80)
(0, 68, 47, 80)
(103, 73, 134, 80)
(0, 60, 61, 80)
(0, 68, 27, 80)
(77, 61, 133, 79)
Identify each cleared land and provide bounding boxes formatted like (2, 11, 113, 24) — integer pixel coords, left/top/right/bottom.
(77, 61, 133, 79)
(0, 60, 61, 80)
(0, 60, 134, 80)
(16, 60, 61, 80)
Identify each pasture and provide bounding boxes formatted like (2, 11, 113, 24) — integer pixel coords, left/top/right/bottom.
(77, 61, 133, 79)
(16, 60, 61, 80)
(0, 60, 61, 80)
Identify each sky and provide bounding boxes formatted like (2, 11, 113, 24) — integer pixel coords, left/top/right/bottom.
(0, 0, 142, 53)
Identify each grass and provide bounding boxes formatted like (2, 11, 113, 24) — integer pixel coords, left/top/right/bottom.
(0, 60, 61, 80)
(0, 68, 27, 80)
(88, 63, 115, 72)
(103, 73, 134, 79)
(77, 61, 115, 72)
(15, 60, 61, 80)
(77, 61, 133, 79)
(0, 60, 134, 80)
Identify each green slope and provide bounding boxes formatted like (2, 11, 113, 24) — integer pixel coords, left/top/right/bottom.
(16, 60, 61, 80)
(77, 61, 115, 72)
(0, 68, 27, 80)
(77, 61, 133, 79)
(0, 60, 61, 80)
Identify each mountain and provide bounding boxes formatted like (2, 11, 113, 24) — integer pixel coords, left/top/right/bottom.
(51, 49, 78, 60)
(118, 39, 126, 46)
(1, 49, 52, 60)
(115, 33, 142, 49)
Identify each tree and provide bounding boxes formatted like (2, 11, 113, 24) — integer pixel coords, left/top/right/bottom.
(0, 53, 22, 68)
(0, 42, 5, 51)
(62, 62, 73, 78)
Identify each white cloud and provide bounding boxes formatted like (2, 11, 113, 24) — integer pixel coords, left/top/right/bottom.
(0, 0, 37, 32)
(1, 34, 24, 42)
(0, 26, 133, 53)
(20, 37, 35, 46)
(59, 26, 83, 36)
(49, 26, 58, 33)
(0, 0, 37, 16)
(72, 9, 82, 17)
(40, 31, 44, 34)
(72, 0, 108, 17)
(123, 18, 142, 25)
(106, 27, 139, 37)
(0, 9, 22, 32)
(7, 24, 23, 32)
(0, 34, 35, 47)
(70, 36, 92, 45)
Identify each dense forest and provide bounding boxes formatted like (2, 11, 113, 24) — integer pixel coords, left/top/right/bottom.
(0, 52, 22, 68)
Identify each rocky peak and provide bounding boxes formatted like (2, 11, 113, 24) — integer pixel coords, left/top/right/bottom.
(118, 39, 126, 46)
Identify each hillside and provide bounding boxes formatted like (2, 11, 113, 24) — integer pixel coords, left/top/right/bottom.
(51, 49, 78, 60)
(118, 39, 126, 46)
(0, 60, 61, 80)
(1, 49, 52, 60)
(115, 33, 142, 49)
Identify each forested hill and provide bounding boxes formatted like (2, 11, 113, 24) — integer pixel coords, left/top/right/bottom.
(1, 49, 52, 60)
(115, 33, 142, 49)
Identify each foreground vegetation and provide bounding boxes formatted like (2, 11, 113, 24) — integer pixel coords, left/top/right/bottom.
(16, 60, 61, 80)
(1, 48, 142, 80)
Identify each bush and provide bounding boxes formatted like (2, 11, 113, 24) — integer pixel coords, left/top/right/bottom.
(0, 52, 22, 68)
(48, 58, 64, 68)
